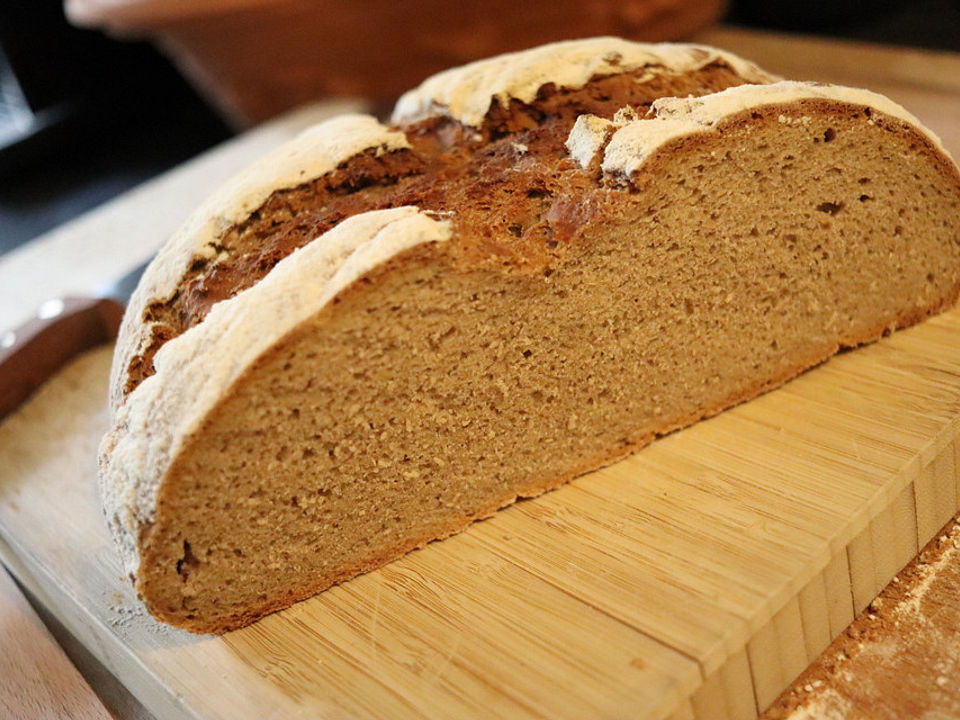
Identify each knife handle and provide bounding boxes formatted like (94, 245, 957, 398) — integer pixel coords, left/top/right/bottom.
(0, 297, 124, 421)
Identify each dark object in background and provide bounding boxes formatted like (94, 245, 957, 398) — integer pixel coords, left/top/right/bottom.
(0, 43, 72, 173)
(65, 0, 728, 126)
(0, 2, 230, 254)
(729, 0, 960, 50)
(729, 0, 906, 30)
(0, 0, 110, 176)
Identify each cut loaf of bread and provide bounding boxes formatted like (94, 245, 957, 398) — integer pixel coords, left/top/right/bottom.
(100, 38, 960, 633)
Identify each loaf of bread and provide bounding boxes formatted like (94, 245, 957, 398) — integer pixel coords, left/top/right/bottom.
(99, 38, 960, 633)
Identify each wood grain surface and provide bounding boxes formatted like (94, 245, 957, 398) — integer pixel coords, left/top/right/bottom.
(0, 567, 111, 720)
(764, 513, 960, 719)
(1, 28, 960, 720)
(2, 300, 960, 718)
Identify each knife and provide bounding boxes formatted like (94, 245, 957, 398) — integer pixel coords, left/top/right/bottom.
(0, 261, 148, 421)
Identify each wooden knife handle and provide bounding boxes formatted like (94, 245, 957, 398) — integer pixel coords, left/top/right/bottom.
(0, 297, 124, 421)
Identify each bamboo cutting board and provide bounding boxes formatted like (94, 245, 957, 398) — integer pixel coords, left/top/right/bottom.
(2, 28, 960, 720)
(2, 314, 960, 719)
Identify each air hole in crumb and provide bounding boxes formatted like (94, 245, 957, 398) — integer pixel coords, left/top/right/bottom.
(816, 201, 844, 215)
(176, 540, 199, 579)
(823, 128, 836, 142)
(507, 223, 523, 238)
(927, 273, 936, 283)
(859, 194, 872, 202)
(522, 349, 533, 358)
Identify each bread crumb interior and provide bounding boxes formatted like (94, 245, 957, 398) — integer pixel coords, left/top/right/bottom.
(138, 104, 960, 631)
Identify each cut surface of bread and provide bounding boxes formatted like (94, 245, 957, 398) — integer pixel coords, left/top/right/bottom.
(99, 39, 960, 634)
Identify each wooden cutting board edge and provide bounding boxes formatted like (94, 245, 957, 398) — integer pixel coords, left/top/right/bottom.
(0, 530, 199, 720)
(728, 416, 960, 713)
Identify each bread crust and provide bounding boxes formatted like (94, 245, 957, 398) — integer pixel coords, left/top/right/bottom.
(110, 115, 410, 410)
(392, 37, 776, 127)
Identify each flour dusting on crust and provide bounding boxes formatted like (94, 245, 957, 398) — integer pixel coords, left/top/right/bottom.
(110, 114, 410, 410)
(393, 37, 777, 127)
(565, 81, 953, 177)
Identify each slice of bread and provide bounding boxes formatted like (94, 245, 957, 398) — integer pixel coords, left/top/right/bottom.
(100, 38, 960, 633)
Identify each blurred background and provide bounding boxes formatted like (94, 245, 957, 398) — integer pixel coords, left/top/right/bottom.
(2, 0, 959, 256)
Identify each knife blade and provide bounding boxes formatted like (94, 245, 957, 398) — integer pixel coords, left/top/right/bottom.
(0, 261, 149, 421)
